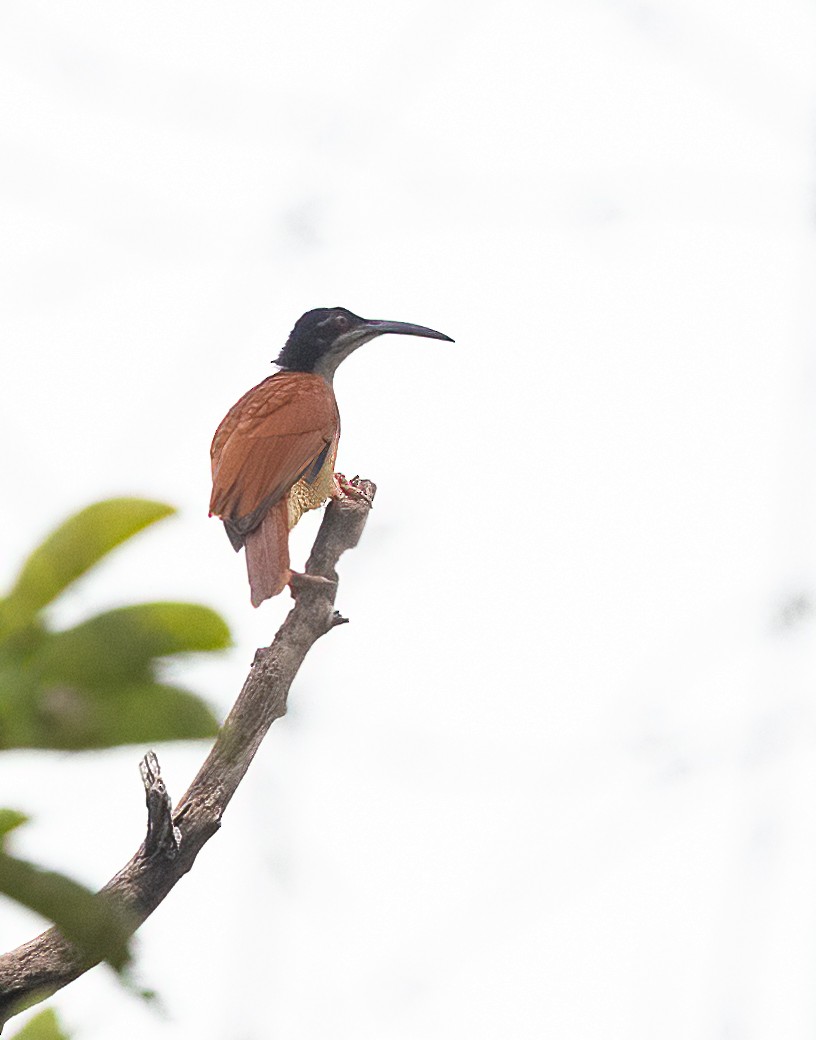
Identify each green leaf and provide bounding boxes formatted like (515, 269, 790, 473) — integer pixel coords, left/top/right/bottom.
(1, 499, 175, 631)
(30, 603, 231, 689)
(87, 681, 220, 745)
(0, 809, 28, 839)
(0, 600, 229, 750)
(9, 1008, 71, 1040)
(0, 681, 219, 751)
(0, 853, 132, 971)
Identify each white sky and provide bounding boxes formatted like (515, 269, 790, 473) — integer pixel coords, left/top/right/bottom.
(2, 1, 816, 1037)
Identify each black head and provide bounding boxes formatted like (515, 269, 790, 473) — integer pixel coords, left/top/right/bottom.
(275, 307, 453, 380)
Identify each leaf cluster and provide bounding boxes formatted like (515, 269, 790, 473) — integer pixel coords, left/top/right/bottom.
(0, 499, 228, 750)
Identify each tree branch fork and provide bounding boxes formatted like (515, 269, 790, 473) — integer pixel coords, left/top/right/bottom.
(0, 479, 377, 1028)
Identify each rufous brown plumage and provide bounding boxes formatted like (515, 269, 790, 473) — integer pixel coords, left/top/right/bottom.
(210, 307, 453, 606)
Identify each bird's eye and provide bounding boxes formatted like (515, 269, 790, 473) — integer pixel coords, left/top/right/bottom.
(334, 314, 348, 329)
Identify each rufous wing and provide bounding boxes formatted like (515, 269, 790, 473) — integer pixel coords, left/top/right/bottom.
(210, 370, 339, 538)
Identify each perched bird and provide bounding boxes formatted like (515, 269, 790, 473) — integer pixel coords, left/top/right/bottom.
(210, 307, 453, 606)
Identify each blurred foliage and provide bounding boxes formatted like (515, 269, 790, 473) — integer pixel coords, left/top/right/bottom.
(0, 498, 229, 750)
(0, 498, 231, 979)
(8, 1009, 70, 1040)
(0, 812, 131, 973)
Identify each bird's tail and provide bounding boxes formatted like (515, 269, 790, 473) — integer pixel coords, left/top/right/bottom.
(245, 500, 290, 607)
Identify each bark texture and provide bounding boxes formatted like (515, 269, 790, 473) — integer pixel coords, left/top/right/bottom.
(0, 480, 376, 1029)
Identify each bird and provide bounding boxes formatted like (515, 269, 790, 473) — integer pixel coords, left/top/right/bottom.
(209, 307, 454, 606)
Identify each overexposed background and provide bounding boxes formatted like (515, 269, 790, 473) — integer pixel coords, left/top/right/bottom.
(2, 1, 816, 1037)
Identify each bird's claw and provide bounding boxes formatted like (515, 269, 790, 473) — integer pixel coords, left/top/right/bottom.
(333, 472, 374, 507)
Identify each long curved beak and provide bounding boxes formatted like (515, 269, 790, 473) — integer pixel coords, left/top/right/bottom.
(362, 319, 454, 343)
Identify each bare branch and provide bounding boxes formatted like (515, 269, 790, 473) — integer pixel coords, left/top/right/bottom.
(140, 751, 180, 859)
(0, 480, 377, 1029)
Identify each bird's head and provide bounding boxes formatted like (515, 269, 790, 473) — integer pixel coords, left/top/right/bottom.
(275, 307, 453, 381)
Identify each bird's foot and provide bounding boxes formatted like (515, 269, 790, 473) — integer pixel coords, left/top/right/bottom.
(288, 570, 336, 599)
(333, 473, 374, 507)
